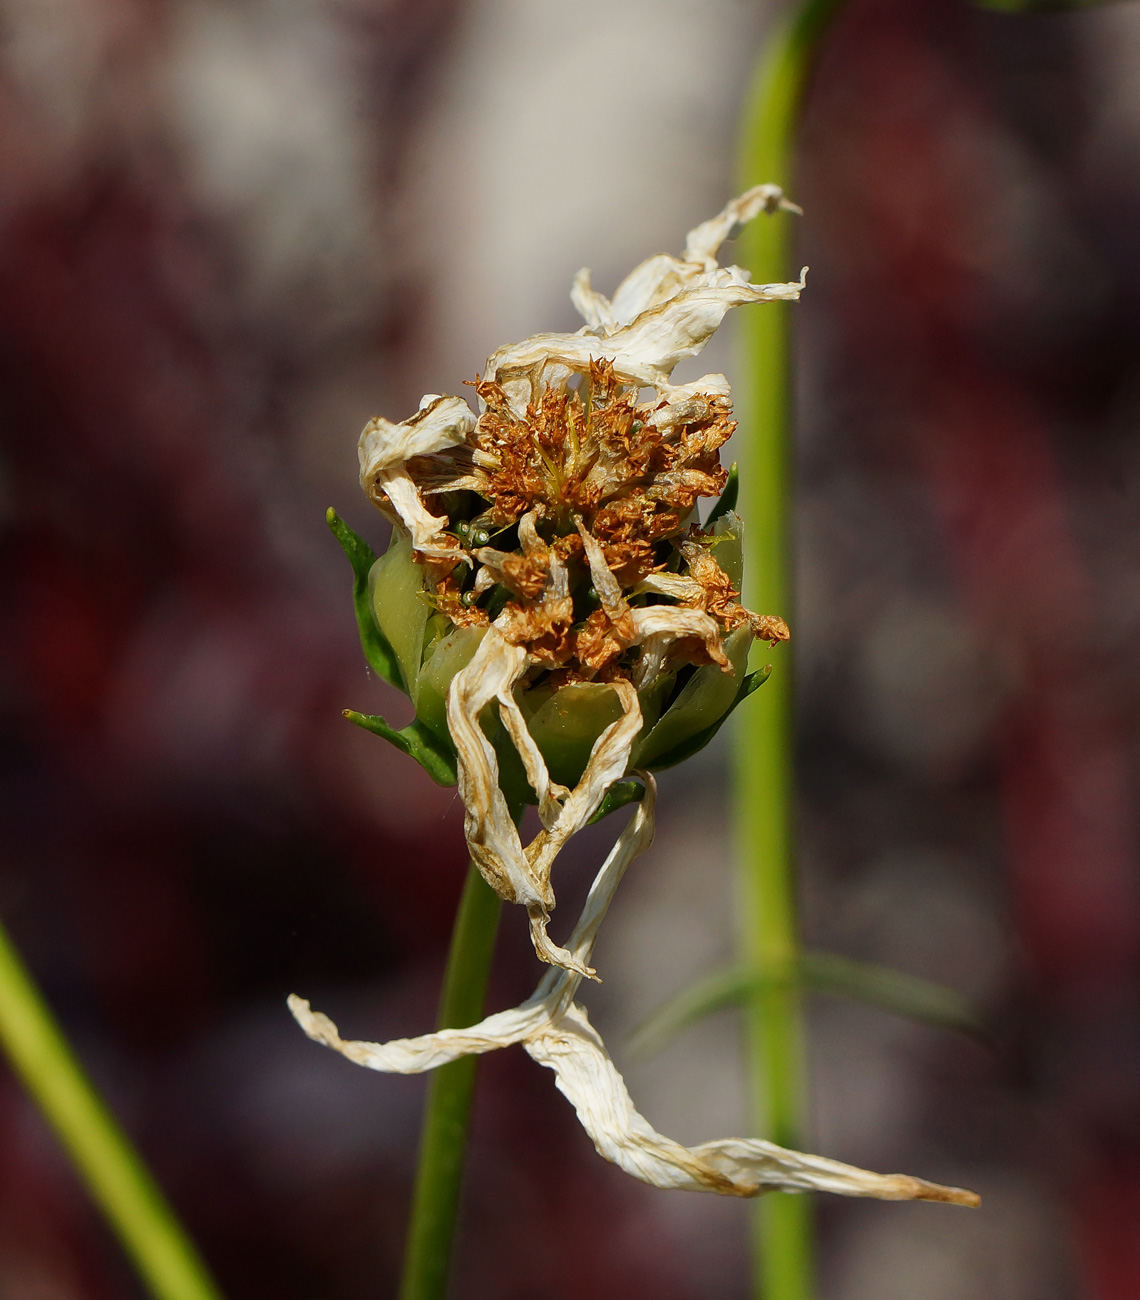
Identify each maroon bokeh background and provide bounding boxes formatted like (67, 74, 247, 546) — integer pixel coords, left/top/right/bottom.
(0, 0, 1137, 1296)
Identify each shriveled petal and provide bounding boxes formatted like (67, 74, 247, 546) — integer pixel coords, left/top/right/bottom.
(525, 1000, 979, 1204)
(647, 380, 732, 430)
(446, 630, 546, 908)
(290, 782, 658, 1067)
(359, 395, 476, 558)
(607, 253, 693, 328)
(358, 395, 476, 481)
(633, 572, 704, 602)
(287, 993, 548, 1073)
(573, 184, 802, 333)
(682, 184, 802, 271)
(570, 268, 618, 332)
(376, 469, 458, 560)
(629, 606, 730, 691)
(524, 681, 643, 978)
(497, 688, 567, 829)
(606, 276, 806, 387)
(487, 272, 806, 416)
(290, 779, 979, 1208)
(448, 629, 644, 974)
(688, 1138, 979, 1204)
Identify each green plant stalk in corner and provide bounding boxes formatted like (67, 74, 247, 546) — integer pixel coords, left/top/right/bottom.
(733, 2, 846, 1298)
(0, 916, 224, 1300)
(399, 860, 504, 1300)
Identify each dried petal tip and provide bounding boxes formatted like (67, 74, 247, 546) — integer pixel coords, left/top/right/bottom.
(906, 1178, 982, 1208)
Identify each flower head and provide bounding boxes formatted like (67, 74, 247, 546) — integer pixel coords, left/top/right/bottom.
(357, 186, 798, 973)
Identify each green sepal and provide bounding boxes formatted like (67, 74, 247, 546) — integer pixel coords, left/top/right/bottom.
(706, 462, 739, 526)
(628, 951, 987, 1058)
(343, 708, 458, 787)
(369, 530, 430, 698)
(326, 509, 403, 691)
(587, 780, 645, 825)
(646, 665, 770, 772)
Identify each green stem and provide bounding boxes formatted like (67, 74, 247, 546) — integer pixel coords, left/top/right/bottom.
(0, 916, 223, 1300)
(399, 861, 503, 1300)
(733, 4, 845, 1299)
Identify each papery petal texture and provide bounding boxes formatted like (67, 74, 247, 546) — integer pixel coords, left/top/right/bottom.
(290, 780, 979, 1208)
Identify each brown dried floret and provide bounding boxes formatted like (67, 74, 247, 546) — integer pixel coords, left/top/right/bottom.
(496, 597, 575, 670)
(575, 609, 628, 678)
(433, 571, 490, 629)
(398, 358, 788, 684)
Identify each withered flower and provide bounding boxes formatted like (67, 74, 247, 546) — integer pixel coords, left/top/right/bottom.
(292, 190, 980, 1209)
(356, 185, 800, 973)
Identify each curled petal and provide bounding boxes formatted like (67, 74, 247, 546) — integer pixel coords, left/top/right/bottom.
(688, 1138, 979, 1205)
(358, 395, 476, 481)
(524, 681, 643, 978)
(571, 185, 802, 336)
(377, 470, 460, 561)
(291, 782, 658, 1070)
(291, 780, 979, 1207)
(525, 1001, 979, 1204)
(487, 273, 806, 415)
(682, 184, 802, 271)
(497, 689, 567, 829)
(607, 253, 693, 329)
(359, 395, 476, 558)
(570, 268, 618, 332)
(447, 633, 644, 974)
(633, 572, 704, 602)
(446, 631, 545, 908)
(630, 606, 730, 690)
(287, 993, 547, 1073)
(647, 380, 732, 430)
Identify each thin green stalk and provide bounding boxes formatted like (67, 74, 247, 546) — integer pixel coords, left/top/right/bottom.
(0, 916, 223, 1300)
(733, 3, 845, 1299)
(399, 860, 503, 1300)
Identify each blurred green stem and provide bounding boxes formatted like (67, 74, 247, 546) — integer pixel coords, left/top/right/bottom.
(399, 858, 504, 1300)
(734, 3, 845, 1299)
(0, 916, 223, 1300)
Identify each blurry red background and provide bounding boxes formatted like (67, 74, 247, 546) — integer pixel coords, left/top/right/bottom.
(0, 0, 1137, 1296)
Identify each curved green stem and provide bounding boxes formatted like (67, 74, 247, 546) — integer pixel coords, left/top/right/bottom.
(733, 3, 846, 1299)
(0, 916, 223, 1300)
(399, 861, 503, 1300)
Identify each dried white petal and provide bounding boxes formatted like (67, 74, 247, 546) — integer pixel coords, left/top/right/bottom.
(486, 272, 806, 418)
(359, 395, 476, 558)
(682, 184, 802, 271)
(633, 572, 704, 602)
(570, 267, 617, 332)
(629, 606, 730, 691)
(522, 679, 642, 977)
(446, 630, 544, 908)
(291, 779, 979, 1208)
(446, 633, 643, 976)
